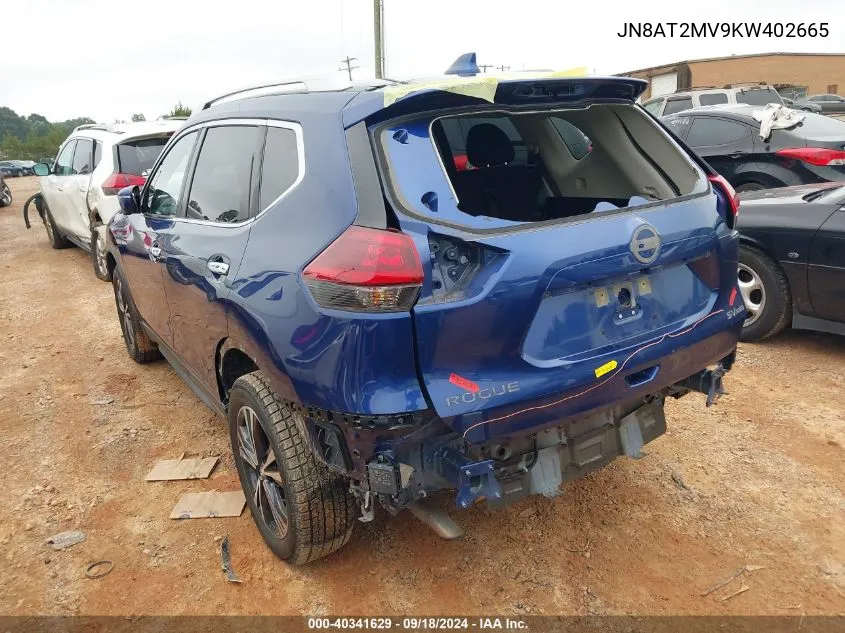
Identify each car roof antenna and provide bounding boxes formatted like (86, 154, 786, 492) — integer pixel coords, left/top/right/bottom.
(445, 53, 480, 77)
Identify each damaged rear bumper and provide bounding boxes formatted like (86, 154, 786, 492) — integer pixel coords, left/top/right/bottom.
(301, 332, 740, 516)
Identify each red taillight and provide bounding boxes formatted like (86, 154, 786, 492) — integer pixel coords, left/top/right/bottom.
(775, 147, 845, 166)
(707, 174, 739, 226)
(303, 226, 423, 312)
(102, 173, 146, 196)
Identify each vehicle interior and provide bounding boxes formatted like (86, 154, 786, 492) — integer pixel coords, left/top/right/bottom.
(429, 104, 701, 224)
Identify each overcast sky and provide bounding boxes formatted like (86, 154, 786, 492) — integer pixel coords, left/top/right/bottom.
(3, 0, 843, 122)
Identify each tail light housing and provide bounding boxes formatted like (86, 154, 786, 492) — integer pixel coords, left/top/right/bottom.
(102, 173, 146, 196)
(775, 148, 845, 166)
(303, 225, 423, 313)
(707, 174, 739, 228)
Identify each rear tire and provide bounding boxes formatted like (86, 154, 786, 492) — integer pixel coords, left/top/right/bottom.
(735, 181, 766, 193)
(229, 371, 356, 565)
(91, 225, 112, 282)
(738, 245, 792, 342)
(43, 205, 70, 249)
(112, 267, 161, 363)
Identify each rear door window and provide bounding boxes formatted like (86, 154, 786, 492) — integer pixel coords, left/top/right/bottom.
(54, 141, 76, 176)
(118, 137, 170, 176)
(71, 138, 94, 175)
(259, 126, 301, 210)
(699, 93, 728, 106)
(664, 116, 692, 139)
(735, 88, 781, 105)
(185, 125, 262, 223)
(93, 141, 103, 169)
(663, 97, 693, 115)
(686, 117, 751, 147)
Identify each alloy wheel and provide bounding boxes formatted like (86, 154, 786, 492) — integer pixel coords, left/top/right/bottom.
(115, 278, 134, 348)
(1, 185, 10, 205)
(737, 263, 766, 327)
(95, 228, 108, 277)
(236, 405, 288, 539)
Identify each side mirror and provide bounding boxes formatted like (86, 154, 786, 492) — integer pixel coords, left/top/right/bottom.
(117, 185, 142, 214)
(32, 163, 50, 177)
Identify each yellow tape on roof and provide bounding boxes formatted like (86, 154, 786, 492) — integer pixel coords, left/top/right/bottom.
(381, 67, 589, 107)
(382, 76, 499, 107)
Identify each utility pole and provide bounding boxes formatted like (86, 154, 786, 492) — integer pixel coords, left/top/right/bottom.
(478, 63, 494, 73)
(496, 65, 510, 72)
(339, 56, 359, 81)
(373, 0, 384, 78)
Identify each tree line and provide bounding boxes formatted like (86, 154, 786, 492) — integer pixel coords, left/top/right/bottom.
(0, 103, 193, 161)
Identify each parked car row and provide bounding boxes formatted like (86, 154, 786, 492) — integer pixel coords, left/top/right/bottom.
(0, 160, 35, 177)
(28, 71, 844, 566)
(643, 84, 845, 117)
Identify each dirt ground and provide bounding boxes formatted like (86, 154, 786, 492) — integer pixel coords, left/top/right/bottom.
(0, 176, 843, 617)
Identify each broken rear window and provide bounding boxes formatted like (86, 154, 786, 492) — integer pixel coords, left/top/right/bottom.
(378, 103, 704, 229)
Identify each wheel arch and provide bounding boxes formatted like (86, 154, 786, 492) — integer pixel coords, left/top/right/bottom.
(216, 335, 301, 412)
(738, 237, 791, 285)
(730, 162, 801, 190)
(216, 341, 259, 406)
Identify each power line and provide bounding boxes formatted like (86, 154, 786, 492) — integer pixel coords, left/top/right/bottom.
(339, 56, 359, 81)
(478, 64, 494, 73)
(496, 64, 510, 72)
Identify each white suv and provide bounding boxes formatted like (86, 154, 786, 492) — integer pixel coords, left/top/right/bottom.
(33, 119, 185, 280)
(641, 84, 784, 117)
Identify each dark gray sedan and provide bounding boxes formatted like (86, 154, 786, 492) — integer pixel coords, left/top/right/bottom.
(800, 94, 845, 114)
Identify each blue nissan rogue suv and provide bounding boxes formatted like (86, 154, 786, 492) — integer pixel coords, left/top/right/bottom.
(106, 74, 745, 564)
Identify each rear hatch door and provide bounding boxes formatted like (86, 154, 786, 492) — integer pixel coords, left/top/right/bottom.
(366, 78, 736, 427)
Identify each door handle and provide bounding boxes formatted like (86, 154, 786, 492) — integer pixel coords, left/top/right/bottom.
(728, 152, 747, 159)
(57, 186, 64, 192)
(207, 261, 229, 276)
(149, 246, 162, 261)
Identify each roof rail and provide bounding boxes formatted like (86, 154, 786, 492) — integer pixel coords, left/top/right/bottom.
(723, 81, 770, 88)
(675, 85, 718, 92)
(72, 123, 110, 134)
(203, 81, 309, 110)
(201, 76, 400, 110)
(156, 115, 189, 121)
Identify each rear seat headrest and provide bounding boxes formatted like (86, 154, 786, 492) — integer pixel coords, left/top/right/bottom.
(466, 123, 515, 167)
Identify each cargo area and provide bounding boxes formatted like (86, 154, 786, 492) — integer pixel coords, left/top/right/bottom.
(379, 103, 706, 227)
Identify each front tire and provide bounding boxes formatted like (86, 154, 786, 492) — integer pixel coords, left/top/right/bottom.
(738, 245, 792, 342)
(43, 205, 70, 249)
(0, 182, 11, 207)
(112, 268, 161, 363)
(229, 371, 356, 565)
(91, 225, 112, 281)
